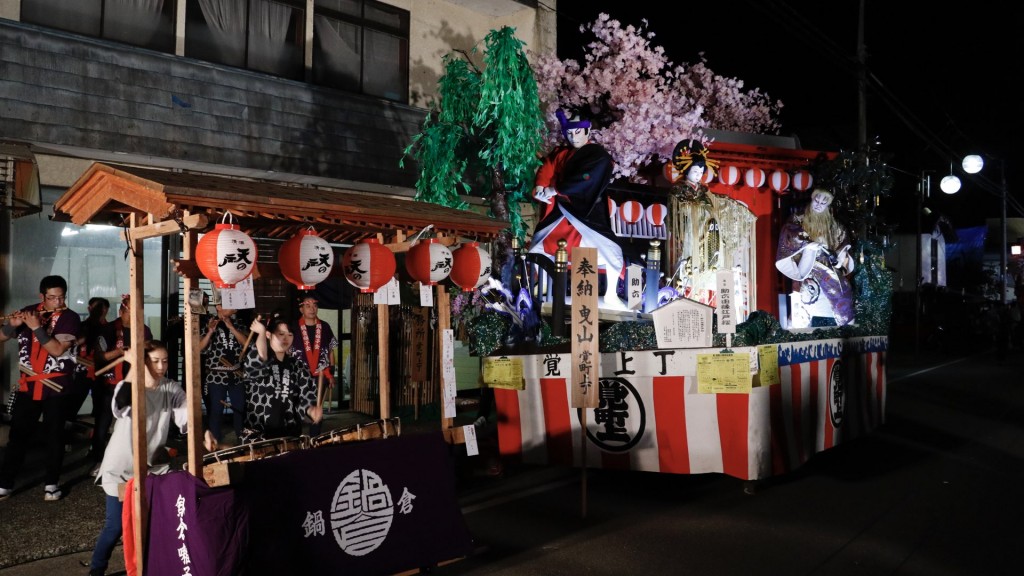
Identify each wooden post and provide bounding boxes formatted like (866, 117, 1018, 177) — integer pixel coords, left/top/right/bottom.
(127, 213, 149, 575)
(377, 302, 390, 419)
(183, 227, 205, 478)
(436, 284, 452, 437)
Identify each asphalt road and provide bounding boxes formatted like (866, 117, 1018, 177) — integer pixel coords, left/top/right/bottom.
(2, 347, 1022, 575)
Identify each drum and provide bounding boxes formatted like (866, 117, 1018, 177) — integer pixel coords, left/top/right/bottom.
(202, 436, 308, 467)
(309, 417, 401, 448)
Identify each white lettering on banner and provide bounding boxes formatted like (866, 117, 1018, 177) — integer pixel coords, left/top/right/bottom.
(302, 510, 326, 538)
(397, 487, 417, 514)
(330, 469, 395, 556)
(174, 493, 193, 574)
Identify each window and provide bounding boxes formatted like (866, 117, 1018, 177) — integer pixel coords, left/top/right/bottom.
(185, 0, 305, 80)
(21, 0, 176, 53)
(313, 0, 408, 101)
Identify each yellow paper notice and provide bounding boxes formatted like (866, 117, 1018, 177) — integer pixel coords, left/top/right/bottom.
(482, 356, 525, 390)
(756, 344, 781, 387)
(696, 353, 752, 394)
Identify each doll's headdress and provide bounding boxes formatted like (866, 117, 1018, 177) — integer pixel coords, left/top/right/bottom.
(671, 139, 719, 175)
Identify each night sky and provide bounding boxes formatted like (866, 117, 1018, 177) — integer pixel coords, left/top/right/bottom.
(552, 0, 1021, 231)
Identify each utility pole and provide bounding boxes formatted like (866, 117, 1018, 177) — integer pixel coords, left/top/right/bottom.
(857, 0, 868, 150)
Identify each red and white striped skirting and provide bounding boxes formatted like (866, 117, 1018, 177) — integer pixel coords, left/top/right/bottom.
(495, 336, 887, 480)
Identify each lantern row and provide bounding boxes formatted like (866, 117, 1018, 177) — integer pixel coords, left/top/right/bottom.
(665, 165, 814, 192)
(195, 216, 491, 295)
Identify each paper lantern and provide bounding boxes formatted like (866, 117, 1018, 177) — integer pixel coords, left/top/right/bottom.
(342, 238, 396, 293)
(792, 170, 814, 192)
(718, 165, 740, 186)
(619, 200, 644, 224)
(405, 238, 453, 285)
(279, 228, 334, 290)
(700, 167, 715, 184)
(769, 170, 791, 193)
(646, 203, 668, 226)
(663, 163, 681, 183)
(744, 167, 766, 188)
(195, 216, 257, 289)
(450, 242, 492, 292)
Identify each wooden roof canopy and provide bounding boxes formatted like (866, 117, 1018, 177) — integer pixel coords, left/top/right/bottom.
(52, 163, 507, 244)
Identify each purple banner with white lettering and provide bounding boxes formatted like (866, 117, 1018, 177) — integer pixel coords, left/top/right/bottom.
(239, 431, 472, 575)
(145, 471, 249, 576)
(144, 433, 471, 575)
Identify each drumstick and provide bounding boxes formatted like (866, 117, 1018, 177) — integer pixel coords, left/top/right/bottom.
(76, 355, 95, 369)
(231, 314, 261, 378)
(18, 366, 63, 392)
(95, 355, 126, 376)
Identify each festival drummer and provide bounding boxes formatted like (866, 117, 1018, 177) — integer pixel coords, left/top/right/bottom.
(241, 313, 322, 443)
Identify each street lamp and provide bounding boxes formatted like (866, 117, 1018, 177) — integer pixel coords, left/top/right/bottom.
(960, 154, 1009, 304)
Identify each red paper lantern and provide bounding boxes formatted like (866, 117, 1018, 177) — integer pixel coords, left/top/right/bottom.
(279, 228, 334, 290)
(718, 165, 740, 186)
(450, 242, 492, 292)
(663, 163, 681, 183)
(405, 238, 453, 285)
(342, 238, 396, 293)
(195, 218, 257, 289)
(744, 167, 766, 188)
(700, 167, 715, 184)
(619, 200, 644, 224)
(646, 203, 668, 226)
(769, 170, 791, 193)
(792, 170, 814, 191)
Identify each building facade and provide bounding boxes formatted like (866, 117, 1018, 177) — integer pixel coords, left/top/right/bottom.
(0, 0, 554, 393)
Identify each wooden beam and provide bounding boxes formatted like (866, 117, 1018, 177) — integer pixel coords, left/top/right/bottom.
(377, 303, 390, 419)
(120, 213, 209, 241)
(182, 227, 205, 481)
(127, 214, 149, 576)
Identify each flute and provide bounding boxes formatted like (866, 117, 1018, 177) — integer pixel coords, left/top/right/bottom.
(0, 306, 69, 324)
(17, 366, 64, 392)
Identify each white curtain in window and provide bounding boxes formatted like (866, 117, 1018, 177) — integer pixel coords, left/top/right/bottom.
(105, 0, 165, 45)
(198, 0, 247, 64)
(314, 14, 360, 87)
(363, 29, 399, 99)
(248, 0, 292, 73)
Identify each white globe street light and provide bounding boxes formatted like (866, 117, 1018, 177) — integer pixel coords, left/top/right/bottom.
(940, 174, 961, 194)
(962, 154, 984, 174)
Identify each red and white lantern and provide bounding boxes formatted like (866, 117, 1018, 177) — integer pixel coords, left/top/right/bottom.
(619, 200, 644, 224)
(449, 242, 492, 292)
(700, 167, 715, 184)
(718, 165, 740, 186)
(663, 163, 681, 183)
(792, 170, 814, 192)
(646, 203, 668, 226)
(342, 238, 396, 293)
(744, 167, 766, 188)
(405, 238, 453, 286)
(278, 228, 334, 291)
(769, 170, 791, 193)
(195, 214, 257, 289)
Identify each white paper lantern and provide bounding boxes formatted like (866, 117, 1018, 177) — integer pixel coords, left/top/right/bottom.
(769, 170, 790, 193)
(279, 228, 334, 290)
